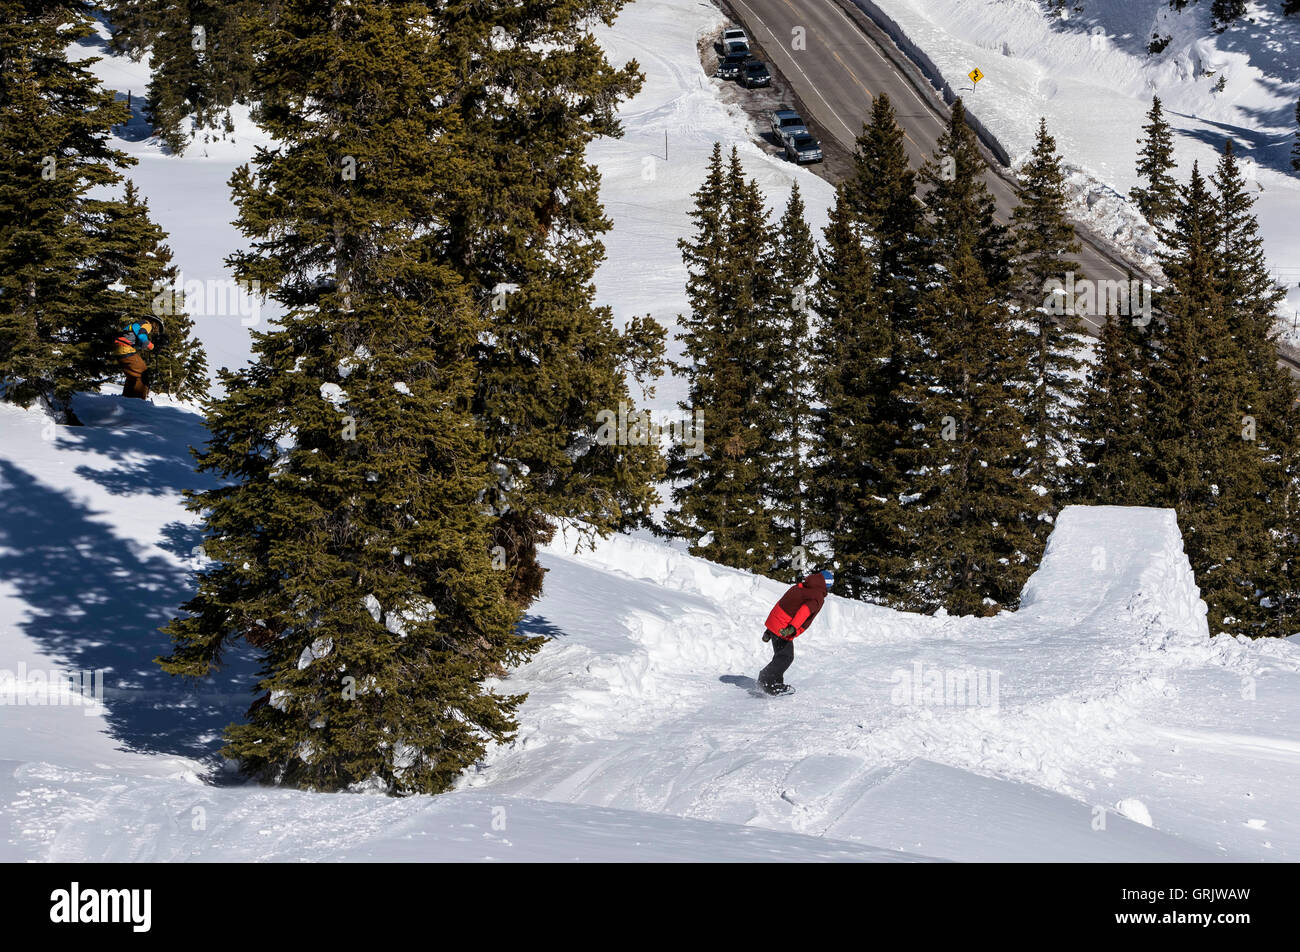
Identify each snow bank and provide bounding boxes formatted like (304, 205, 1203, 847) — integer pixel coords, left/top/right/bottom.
(849, 0, 1012, 165)
(824, 760, 1217, 861)
(0, 766, 929, 862)
(863, 0, 1300, 314)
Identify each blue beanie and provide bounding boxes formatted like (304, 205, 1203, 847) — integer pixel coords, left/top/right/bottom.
(820, 569, 834, 588)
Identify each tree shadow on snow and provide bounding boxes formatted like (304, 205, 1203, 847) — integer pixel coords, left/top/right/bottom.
(515, 614, 566, 640)
(63, 392, 213, 498)
(1169, 111, 1300, 178)
(111, 90, 158, 144)
(0, 458, 256, 770)
(156, 521, 208, 562)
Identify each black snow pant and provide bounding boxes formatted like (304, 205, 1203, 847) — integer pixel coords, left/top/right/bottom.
(759, 631, 794, 687)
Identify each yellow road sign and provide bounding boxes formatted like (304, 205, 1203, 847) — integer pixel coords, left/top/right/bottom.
(969, 67, 984, 85)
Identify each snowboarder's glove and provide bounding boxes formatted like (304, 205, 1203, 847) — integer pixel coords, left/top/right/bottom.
(779, 625, 796, 638)
(762, 631, 772, 643)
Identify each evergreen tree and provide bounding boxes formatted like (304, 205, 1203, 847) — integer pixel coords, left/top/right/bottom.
(159, 0, 538, 795)
(1215, 141, 1286, 386)
(1130, 96, 1179, 225)
(438, 0, 664, 607)
(846, 93, 923, 309)
(1211, 0, 1248, 27)
(1261, 96, 1300, 635)
(139, 1, 263, 154)
(1212, 140, 1300, 636)
(88, 180, 207, 401)
(1259, 382, 1300, 637)
(809, 187, 896, 600)
(667, 146, 777, 572)
(821, 91, 925, 603)
(765, 181, 818, 570)
(809, 95, 921, 603)
(1146, 162, 1265, 635)
(102, 0, 165, 58)
(1009, 119, 1090, 508)
(666, 142, 728, 543)
(0, 0, 133, 421)
(897, 100, 1039, 615)
(1076, 305, 1158, 505)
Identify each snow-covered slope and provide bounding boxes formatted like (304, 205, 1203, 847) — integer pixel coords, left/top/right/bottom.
(3, 769, 933, 862)
(462, 507, 1300, 861)
(4, 0, 1299, 863)
(5, 388, 1298, 860)
(862, 0, 1300, 323)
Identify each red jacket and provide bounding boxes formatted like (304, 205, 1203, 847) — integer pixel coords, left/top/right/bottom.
(764, 573, 827, 640)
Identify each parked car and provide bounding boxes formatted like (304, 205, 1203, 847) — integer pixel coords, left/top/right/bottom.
(785, 132, 824, 164)
(769, 108, 808, 143)
(716, 50, 751, 80)
(723, 26, 748, 47)
(741, 60, 771, 88)
(725, 39, 751, 57)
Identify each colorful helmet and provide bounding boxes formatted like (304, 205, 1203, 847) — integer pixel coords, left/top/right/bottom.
(820, 569, 834, 588)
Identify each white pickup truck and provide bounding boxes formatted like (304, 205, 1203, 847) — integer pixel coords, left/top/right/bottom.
(722, 26, 748, 46)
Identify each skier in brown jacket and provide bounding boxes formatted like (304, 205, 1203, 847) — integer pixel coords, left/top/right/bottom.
(113, 319, 156, 399)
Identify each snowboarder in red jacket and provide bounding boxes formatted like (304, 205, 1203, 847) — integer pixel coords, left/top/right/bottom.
(758, 570, 832, 695)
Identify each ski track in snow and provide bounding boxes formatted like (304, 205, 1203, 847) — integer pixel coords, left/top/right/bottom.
(460, 511, 1300, 861)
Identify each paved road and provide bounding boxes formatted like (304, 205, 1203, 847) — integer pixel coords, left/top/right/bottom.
(721, 0, 1300, 375)
(725, 0, 1145, 337)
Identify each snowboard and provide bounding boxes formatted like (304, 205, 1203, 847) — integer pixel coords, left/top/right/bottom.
(722, 676, 790, 697)
(720, 675, 795, 698)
